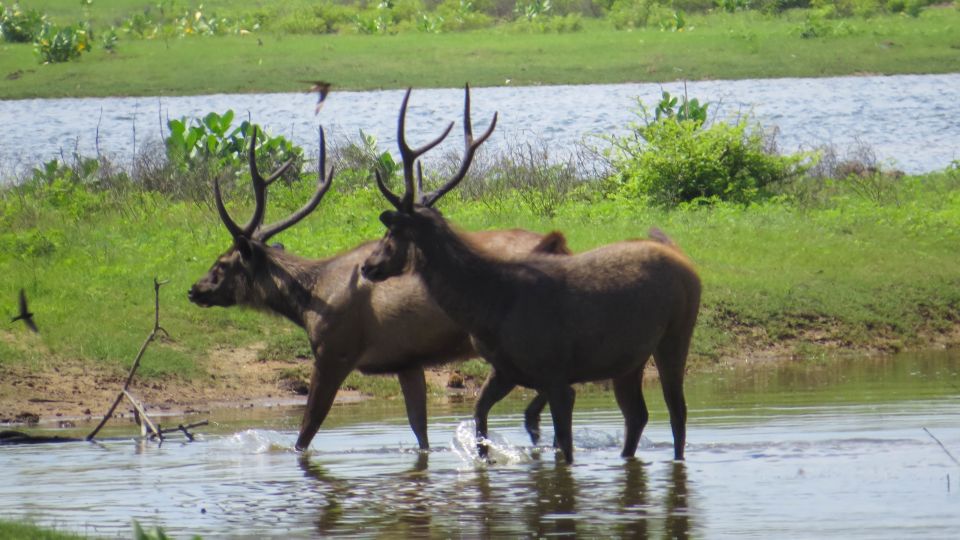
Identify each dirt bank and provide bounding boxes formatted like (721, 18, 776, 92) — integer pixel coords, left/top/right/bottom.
(2, 324, 958, 428)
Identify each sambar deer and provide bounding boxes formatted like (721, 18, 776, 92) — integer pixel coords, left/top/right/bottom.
(361, 86, 702, 463)
(188, 127, 567, 451)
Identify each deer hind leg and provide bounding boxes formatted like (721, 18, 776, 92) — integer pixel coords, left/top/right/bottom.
(397, 367, 430, 450)
(295, 356, 354, 451)
(613, 363, 649, 458)
(475, 369, 516, 459)
(524, 392, 549, 445)
(547, 384, 576, 463)
(654, 338, 689, 461)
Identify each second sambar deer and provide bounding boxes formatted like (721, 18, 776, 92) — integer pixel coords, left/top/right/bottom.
(361, 86, 702, 463)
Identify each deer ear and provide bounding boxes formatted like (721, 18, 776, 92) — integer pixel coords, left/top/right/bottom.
(379, 210, 412, 228)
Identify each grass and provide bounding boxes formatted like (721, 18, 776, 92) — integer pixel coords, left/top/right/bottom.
(3, 157, 959, 385)
(2, 9, 960, 98)
(0, 519, 90, 540)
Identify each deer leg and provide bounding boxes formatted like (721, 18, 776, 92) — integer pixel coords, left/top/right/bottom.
(547, 384, 576, 463)
(654, 342, 688, 461)
(295, 357, 353, 451)
(397, 366, 429, 450)
(475, 370, 515, 459)
(524, 392, 549, 445)
(613, 366, 649, 458)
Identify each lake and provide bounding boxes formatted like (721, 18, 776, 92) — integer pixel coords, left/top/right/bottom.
(2, 349, 958, 538)
(2, 73, 959, 182)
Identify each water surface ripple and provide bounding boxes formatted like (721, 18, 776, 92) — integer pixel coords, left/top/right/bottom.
(2, 351, 958, 538)
(2, 73, 959, 179)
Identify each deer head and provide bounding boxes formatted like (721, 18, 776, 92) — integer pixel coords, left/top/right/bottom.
(189, 126, 335, 307)
(361, 84, 497, 282)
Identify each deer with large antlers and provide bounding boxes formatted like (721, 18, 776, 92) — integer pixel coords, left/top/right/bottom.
(188, 126, 568, 451)
(361, 86, 702, 463)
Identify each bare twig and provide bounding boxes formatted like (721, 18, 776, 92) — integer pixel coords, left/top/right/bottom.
(155, 421, 209, 442)
(86, 278, 169, 441)
(923, 427, 960, 467)
(123, 389, 161, 440)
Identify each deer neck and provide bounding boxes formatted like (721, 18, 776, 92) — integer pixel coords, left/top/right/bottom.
(254, 250, 326, 329)
(413, 220, 514, 337)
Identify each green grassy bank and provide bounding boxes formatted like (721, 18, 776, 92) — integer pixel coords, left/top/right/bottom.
(2, 6, 959, 99)
(3, 160, 959, 383)
(0, 519, 89, 540)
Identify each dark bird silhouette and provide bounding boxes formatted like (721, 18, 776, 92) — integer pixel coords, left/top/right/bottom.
(11, 288, 38, 334)
(301, 80, 332, 114)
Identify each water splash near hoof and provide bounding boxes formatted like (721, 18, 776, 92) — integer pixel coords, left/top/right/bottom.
(451, 420, 530, 467)
(217, 429, 296, 454)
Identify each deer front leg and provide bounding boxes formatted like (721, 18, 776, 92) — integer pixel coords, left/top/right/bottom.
(524, 392, 549, 445)
(397, 366, 429, 450)
(295, 355, 354, 451)
(475, 369, 515, 460)
(547, 384, 576, 463)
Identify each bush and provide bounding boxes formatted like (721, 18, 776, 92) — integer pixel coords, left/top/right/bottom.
(34, 22, 92, 63)
(0, 2, 46, 42)
(608, 0, 657, 29)
(164, 110, 303, 179)
(604, 95, 810, 206)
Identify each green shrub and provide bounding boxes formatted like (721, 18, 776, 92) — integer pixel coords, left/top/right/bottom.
(507, 12, 583, 31)
(608, 0, 656, 29)
(604, 95, 810, 206)
(0, 1, 46, 42)
(164, 110, 303, 179)
(277, 3, 354, 34)
(435, 0, 493, 31)
(34, 22, 92, 63)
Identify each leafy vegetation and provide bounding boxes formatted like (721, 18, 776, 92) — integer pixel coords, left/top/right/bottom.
(33, 20, 91, 63)
(603, 91, 810, 206)
(164, 110, 303, 181)
(0, 0, 955, 74)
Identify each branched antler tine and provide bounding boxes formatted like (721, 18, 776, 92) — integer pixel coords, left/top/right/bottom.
(213, 176, 246, 240)
(422, 84, 498, 208)
(243, 126, 270, 236)
(397, 87, 453, 210)
(375, 169, 403, 210)
(262, 157, 295, 186)
(258, 126, 335, 242)
(415, 161, 426, 204)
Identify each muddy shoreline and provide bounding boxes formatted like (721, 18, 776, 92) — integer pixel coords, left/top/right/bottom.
(3, 325, 958, 429)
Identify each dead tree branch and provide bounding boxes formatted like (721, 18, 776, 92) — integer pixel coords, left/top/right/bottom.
(86, 278, 170, 442)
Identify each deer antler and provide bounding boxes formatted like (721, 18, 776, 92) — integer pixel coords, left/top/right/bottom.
(376, 88, 455, 213)
(215, 125, 332, 243)
(421, 84, 497, 208)
(214, 126, 295, 240)
(256, 126, 335, 242)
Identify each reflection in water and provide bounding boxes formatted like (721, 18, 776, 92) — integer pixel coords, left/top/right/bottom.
(298, 455, 348, 534)
(664, 462, 690, 540)
(526, 451, 577, 537)
(395, 452, 432, 536)
(297, 450, 695, 538)
(618, 459, 650, 539)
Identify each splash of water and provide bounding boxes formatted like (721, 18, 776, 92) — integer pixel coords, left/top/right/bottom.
(216, 429, 296, 454)
(451, 420, 531, 467)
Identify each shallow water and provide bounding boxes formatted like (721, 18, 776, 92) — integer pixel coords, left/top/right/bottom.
(2, 73, 959, 181)
(2, 350, 958, 538)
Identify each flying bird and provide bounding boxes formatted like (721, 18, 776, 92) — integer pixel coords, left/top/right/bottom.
(301, 80, 332, 114)
(11, 288, 38, 334)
